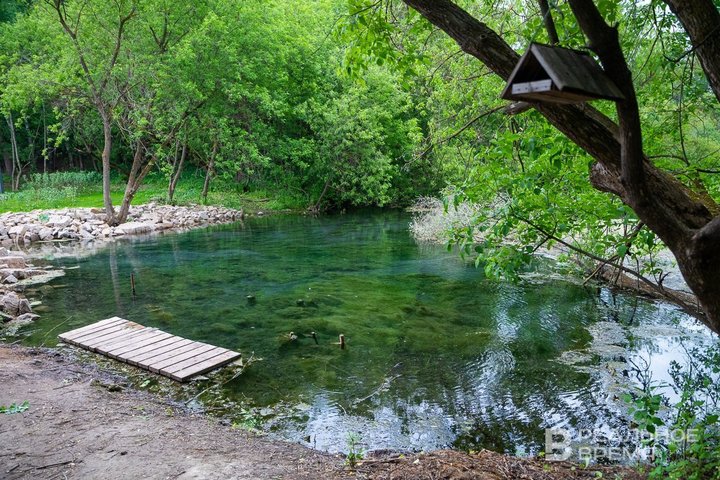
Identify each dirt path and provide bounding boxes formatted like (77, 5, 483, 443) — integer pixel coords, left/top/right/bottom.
(0, 345, 346, 480)
(0, 345, 647, 480)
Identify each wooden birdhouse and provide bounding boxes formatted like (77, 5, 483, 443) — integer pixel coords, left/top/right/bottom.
(501, 43, 624, 104)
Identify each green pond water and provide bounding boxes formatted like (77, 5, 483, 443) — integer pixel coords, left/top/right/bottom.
(17, 210, 715, 455)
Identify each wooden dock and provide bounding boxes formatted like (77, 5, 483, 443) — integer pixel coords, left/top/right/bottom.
(58, 317, 241, 382)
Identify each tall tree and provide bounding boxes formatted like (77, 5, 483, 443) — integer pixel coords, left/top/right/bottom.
(46, 0, 135, 224)
(383, 0, 720, 333)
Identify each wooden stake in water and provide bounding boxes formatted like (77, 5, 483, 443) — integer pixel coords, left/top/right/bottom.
(130, 273, 136, 296)
(339, 334, 345, 349)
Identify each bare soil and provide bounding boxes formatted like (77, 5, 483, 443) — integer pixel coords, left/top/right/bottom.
(0, 345, 647, 480)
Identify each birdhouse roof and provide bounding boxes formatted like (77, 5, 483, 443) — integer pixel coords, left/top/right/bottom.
(501, 43, 625, 102)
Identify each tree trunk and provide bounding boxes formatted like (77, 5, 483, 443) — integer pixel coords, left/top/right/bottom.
(663, 0, 720, 104)
(168, 140, 187, 203)
(6, 113, 21, 191)
(100, 110, 116, 224)
(116, 141, 155, 224)
(201, 140, 218, 203)
(402, 0, 720, 333)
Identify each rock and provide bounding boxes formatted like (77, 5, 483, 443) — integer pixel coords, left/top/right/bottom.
(3, 274, 18, 284)
(39, 227, 54, 241)
(15, 313, 39, 323)
(115, 222, 153, 235)
(0, 292, 32, 316)
(58, 229, 77, 239)
(47, 214, 73, 228)
(8, 225, 27, 238)
(0, 256, 26, 269)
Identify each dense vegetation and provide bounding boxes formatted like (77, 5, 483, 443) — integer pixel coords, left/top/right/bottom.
(0, 0, 436, 217)
(2, 1, 720, 318)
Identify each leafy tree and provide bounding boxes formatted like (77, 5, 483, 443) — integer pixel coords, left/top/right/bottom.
(344, 0, 720, 333)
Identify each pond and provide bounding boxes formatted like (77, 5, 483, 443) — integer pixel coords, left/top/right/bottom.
(19, 210, 715, 456)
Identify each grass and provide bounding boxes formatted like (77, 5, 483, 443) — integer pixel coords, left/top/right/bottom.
(0, 170, 308, 214)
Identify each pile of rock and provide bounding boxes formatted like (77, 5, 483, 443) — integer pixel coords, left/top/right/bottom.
(0, 203, 244, 246)
(0, 248, 43, 328)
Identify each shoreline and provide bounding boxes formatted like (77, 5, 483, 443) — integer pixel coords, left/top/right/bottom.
(0, 203, 247, 330)
(0, 202, 245, 246)
(1, 204, 650, 479)
(1, 343, 647, 479)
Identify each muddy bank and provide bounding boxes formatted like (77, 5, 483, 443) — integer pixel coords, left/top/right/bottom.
(0, 345, 647, 480)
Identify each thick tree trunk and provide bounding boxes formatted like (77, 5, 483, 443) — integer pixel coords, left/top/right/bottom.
(116, 141, 155, 224)
(402, 0, 720, 333)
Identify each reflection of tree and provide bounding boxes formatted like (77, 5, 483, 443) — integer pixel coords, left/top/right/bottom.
(107, 244, 124, 315)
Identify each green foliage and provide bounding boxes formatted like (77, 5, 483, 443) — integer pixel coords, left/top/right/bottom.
(0, 400, 29, 414)
(345, 432, 365, 468)
(623, 345, 720, 479)
(25, 171, 102, 190)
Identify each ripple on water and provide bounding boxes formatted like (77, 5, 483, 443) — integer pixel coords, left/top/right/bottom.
(15, 211, 717, 457)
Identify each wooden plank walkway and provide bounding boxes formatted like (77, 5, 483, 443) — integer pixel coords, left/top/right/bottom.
(58, 317, 241, 382)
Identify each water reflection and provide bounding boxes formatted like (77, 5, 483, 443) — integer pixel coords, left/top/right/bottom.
(19, 210, 717, 455)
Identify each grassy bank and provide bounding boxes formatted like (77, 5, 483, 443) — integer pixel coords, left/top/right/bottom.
(0, 171, 307, 214)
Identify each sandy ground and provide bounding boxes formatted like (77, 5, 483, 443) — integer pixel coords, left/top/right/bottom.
(0, 345, 647, 480)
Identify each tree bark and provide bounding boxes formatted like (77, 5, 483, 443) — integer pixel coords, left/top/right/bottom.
(100, 110, 116, 224)
(116, 140, 156, 224)
(168, 140, 187, 202)
(6, 113, 21, 191)
(402, 0, 720, 333)
(663, 0, 720, 103)
(201, 140, 218, 203)
(538, 0, 559, 45)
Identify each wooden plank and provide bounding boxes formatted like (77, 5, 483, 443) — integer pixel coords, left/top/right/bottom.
(58, 317, 127, 343)
(80, 322, 145, 350)
(512, 79, 552, 95)
(60, 320, 135, 345)
(95, 329, 168, 356)
(59, 318, 241, 382)
(123, 338, 195, 366)
(160, 347, 227, 375)
(164, 350, 241, 382)
(115, 335, 188, 361)
(59, 316, 124, 338)
(104, 331, 178, 359)
(146, 343, 218, 373)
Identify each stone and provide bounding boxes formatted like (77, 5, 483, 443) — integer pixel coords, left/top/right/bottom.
(0, 292, 32, 316)
(8, 225, 27, 238)
(3, 274, 18, 284)
(39, 227, 54, 241)
(47, 214, 73, 227)
(15, 313, 39, 323)
(115, 222, 153, 235)
(0, 256, 26, 269)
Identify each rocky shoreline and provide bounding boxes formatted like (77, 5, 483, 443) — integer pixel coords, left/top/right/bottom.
(0, 202, 244, 245)
(0, 203, 244, 332)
